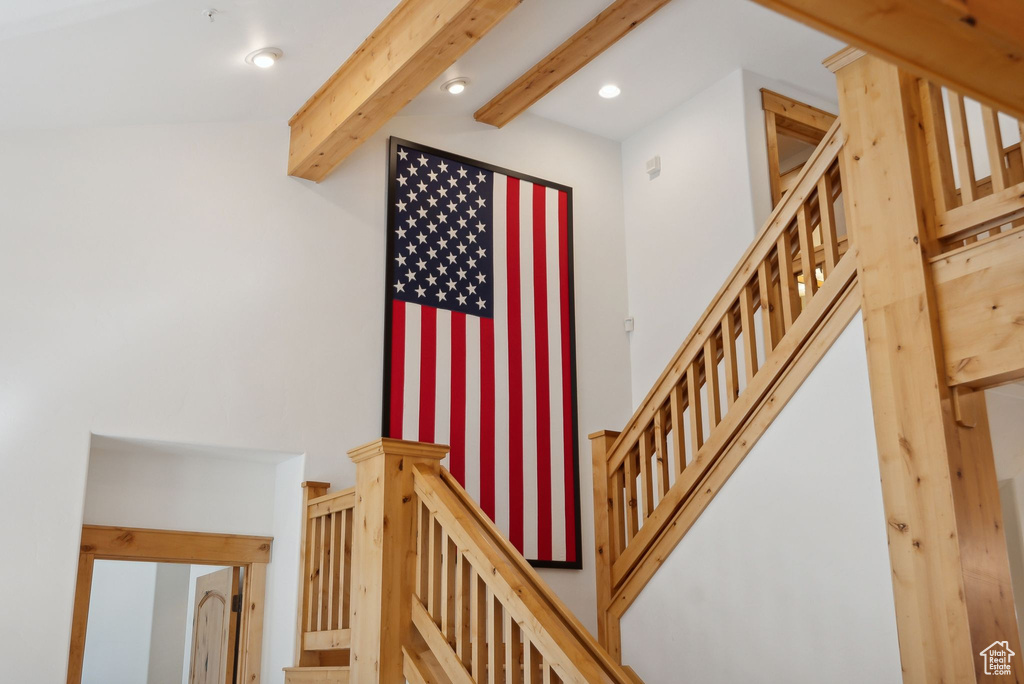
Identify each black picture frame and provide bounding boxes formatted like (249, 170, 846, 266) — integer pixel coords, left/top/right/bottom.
(381, 136, 583, 570)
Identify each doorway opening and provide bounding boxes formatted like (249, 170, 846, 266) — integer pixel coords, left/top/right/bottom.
(67, 525, 272, 684)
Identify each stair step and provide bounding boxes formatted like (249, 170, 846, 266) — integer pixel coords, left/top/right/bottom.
(283, 666, 349, 684)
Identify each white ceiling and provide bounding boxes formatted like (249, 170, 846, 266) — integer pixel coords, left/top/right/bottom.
(0, 0, 842, 140)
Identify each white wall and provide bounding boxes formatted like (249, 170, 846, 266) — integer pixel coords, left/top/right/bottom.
(988, 385, 1024, 480)
(0, 112, 633, 681)
(988, 384, 1024, 641)
(621, 70, 758, 405)
(149, 563, 190, 684)
(265, 455, 305, 682)
(84, 437, 286, 535)
(81, 561, 157, 684)
(620, 315, 902, 684)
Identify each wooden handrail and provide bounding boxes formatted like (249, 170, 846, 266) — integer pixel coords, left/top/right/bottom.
(411, 466, 636, 684)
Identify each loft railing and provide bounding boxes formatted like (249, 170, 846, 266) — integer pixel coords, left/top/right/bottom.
(589, 119, 859, 659)
(408, 467, 636, 684)
(918, 81, 1024, 251)
(916, 81, 1024, 391)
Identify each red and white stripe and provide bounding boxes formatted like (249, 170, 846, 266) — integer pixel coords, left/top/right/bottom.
(388, 175, 576, 564)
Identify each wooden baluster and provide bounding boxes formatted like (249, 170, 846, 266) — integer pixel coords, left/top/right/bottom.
(306, 515, 320, 633)
(721, 310, 739, 409)
(471, 573, 487, 680)
(319, 514, 330, 631)
(296, 481, 328, 666)
(669, 384, 686, 474)
(610, 465, 626, 555)
(817, 173, 840, 277)
(505, 612, 522, 684)
(797, 202, 818, 305)
(589, 429, 617, 653)
(457, 555, 472, 667)
(417, 502, 429, 602)
(1010, 136, 1024, 187)
(766, 110, 783, 205)
(488, 591, 504, 684)
(981, 105, 1009, 194)
(919, 81, 959, 214)
(1019, 120, 1024, 169)
(757, 260, 777, 351)
(328, 512, 339, 630)
(429, 513, 443, 624)
(623, 447, 640, 540)
(443, 534, 458, 646)
(703, 336, 722, 429)
(524, 641, 543, 684)
(739, 282, 759, 381)
(654, 406, 670, 498)
(687, 363, 704, 453)
(947, 90, 978, 205)
(638, 428, 655, 518)
(776, 227, 798, 329)
(341, 509, 352, 629)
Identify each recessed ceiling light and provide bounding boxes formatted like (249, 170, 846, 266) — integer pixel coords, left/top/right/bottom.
(245, 48, 283, 69)
(442, 78, 468, 95)
(599, 84, 621, 99)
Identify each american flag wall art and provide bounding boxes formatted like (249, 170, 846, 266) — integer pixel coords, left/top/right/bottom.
(382, 139, 582, 568)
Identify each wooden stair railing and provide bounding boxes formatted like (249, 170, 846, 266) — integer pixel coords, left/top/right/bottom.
(286, 482, 356, 683)
(590, 118, 861, 661)
(407, 466, 638, 684)
(290, 439, 637, 684)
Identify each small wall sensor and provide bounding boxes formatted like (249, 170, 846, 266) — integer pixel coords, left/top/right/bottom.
(624, 317, 635, 333)
(646, 156, 661, 179)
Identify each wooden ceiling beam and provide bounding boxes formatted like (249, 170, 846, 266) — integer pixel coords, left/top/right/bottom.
(288, 0, 521, 182)
(474, 0, 673, 128)
(749, 0, 1024, 120)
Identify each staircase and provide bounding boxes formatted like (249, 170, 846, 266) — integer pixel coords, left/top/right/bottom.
(589, 118, 859, 660)
(282, 119, 857, 684)
(282, 66, 1024, 683)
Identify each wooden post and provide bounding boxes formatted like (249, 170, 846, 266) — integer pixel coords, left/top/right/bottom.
(348, 438, 448, 683)
(831, 49, 1022, 683)
(295, 481, 330, 667)
(589, 430, 620, 659)
(66, 552, 94, 684)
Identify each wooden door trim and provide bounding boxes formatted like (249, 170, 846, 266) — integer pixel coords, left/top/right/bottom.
(67, 525, 273, 684)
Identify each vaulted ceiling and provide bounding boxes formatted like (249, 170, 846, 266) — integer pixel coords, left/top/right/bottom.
(0, 0, 841, 139)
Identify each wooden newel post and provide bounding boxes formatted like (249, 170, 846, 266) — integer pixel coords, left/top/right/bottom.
(589, 429, 621, 662)
(347, 438, 448, 683)
(830, 49, 1022, 684)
